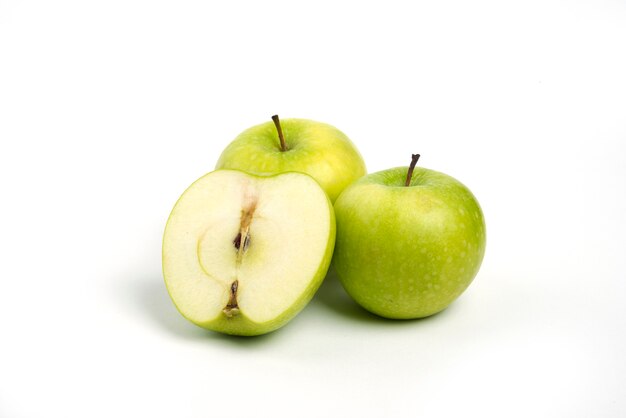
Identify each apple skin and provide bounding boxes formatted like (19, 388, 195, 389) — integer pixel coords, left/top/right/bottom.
(215, 118, 367, 202)
(332, 167, 486, 319)
(163, 170, 336, 336)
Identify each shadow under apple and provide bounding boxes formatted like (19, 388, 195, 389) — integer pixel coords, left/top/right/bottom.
(314, 266, 460, 325)
(130, 266, 457, 343)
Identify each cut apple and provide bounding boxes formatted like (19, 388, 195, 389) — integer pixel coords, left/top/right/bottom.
(162, 170, 335, 336)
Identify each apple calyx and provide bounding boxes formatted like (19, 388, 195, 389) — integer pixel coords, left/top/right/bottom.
(405, 154, 421, 186)
(271, 114, 288, 152)
(223, 280, 240, 317)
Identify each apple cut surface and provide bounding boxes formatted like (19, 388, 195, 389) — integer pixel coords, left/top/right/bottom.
(162, 170, 335, 336)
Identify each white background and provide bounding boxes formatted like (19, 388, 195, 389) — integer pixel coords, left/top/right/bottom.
(1, 1, 625, 417)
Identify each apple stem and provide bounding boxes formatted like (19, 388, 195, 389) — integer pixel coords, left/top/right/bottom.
(272, 114, 288, 152)
(405, 154, 421, 186)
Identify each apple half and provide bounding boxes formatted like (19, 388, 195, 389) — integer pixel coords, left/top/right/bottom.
(162, 170, 335, 336)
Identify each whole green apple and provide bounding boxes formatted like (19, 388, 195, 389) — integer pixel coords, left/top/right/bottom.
(163, 169, 335, 336)
(333, 155, 486, 319)
(215, 116, 367, 202)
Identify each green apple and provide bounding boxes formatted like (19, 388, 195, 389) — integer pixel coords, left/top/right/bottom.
(215, 116, 367, 202)
(162, 169, 335, 336)
(333, 155, 486, 319)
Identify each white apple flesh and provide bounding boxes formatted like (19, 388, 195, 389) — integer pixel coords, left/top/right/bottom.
(163, 170, 335, 336)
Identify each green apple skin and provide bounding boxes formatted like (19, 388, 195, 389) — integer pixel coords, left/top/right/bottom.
(163, 170, 336, 336)
(333, 167, 486, 319)
(215, 118, 367, 202)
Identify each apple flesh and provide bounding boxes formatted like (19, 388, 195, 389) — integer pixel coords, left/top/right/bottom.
(162, 170, 335, 336)
(216, 117, 367, 202)
(333, 165, 486, 319)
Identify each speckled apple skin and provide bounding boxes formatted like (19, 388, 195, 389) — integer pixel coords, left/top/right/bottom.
(216, 118, 366, 202)
(333, 167, 486, 319)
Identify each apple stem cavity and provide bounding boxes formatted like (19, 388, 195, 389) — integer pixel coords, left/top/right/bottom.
(272, 114, 288, 152)
(405, 154, 421, 186)
(223, 280, 240, 318)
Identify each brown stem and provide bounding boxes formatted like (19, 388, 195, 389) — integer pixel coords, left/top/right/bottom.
(405, 154, 421, 186)
(271, 115, 288, 152)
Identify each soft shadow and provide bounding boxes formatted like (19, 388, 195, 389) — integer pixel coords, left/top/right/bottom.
(315, 267, 458, 325)
(131, 276, 283, 346)
(315, 268, 383, 322)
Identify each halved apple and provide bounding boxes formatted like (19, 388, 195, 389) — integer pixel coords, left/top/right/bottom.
(162, 170, 335, 336)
